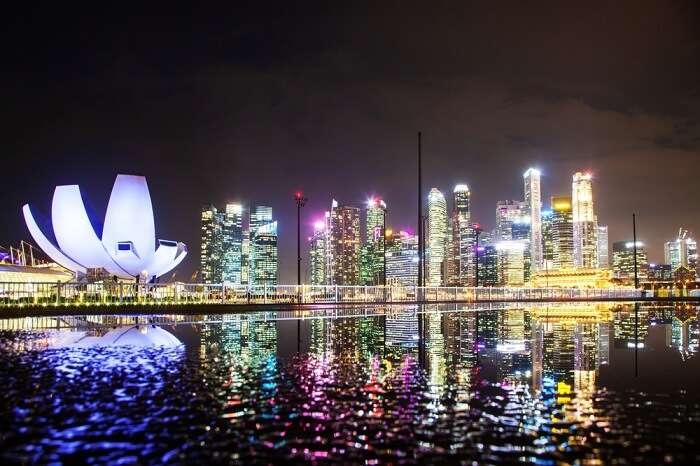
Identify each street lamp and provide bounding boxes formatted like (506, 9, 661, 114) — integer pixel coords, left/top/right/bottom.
(294, 192, 308, 287)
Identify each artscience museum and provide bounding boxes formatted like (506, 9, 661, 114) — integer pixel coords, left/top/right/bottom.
(22, 174, 187, 281)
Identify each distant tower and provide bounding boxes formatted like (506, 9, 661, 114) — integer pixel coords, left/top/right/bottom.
(524, 168, 543, 273)
(572, 172, 598, 268)
(427, 188, 448, 285)
(249, 206, 277, 285)
(551, 196, 574, 269)
(495, 200, 526, 241)
(309, 219, 328, 285)
(452, 184, 474, 285)
(330, 202, 361, 285)
(665, 228, 698, 272)
(200, 205, 223, 283)
(222, 203, 244, 284)
(597, 224, 609, 269)
(364, 198, 387, 285)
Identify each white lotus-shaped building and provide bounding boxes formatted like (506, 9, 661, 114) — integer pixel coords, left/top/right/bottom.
(23, 174, 187, 280)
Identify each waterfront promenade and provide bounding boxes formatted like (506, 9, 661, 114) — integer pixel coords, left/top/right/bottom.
(0, 281, 693, 317)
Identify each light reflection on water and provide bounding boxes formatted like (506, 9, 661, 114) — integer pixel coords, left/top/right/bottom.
(1, 302, 700, 464)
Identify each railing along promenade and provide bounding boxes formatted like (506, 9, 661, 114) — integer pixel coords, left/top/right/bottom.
(0, 282, 642, 310)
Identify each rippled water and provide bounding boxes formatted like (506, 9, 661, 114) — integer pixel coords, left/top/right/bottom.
(1, 303, 700, 464)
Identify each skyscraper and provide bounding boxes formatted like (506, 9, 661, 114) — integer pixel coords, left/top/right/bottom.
(222, 203, 244, 284)
(523, 168, 543, 273)
(496, 200, 526, 241)
(551, 196, 574, 270)
(597, 224, 609, 269)
(664, 228, 698, 272)
(541, 209, 554, 271)
(363, 198, 387, 285)
(452, 184, 474, 285)
(309, 220, 328, 285)
(572, 172, 598, 268)
(427, 188, 448, 286)
(386, 230, 419, 286)
(496, 240, 526, 286)
(248, 205, 277, 285)
(330, 201, 361, 285)
(612, 241, 648, 281)
(200, 205, 223, 283)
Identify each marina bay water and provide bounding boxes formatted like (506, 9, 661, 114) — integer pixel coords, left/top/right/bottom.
(1, 303, 699, 464)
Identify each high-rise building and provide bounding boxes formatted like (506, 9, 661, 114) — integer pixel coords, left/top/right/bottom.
(309, 220, 328, 285)
(664, 228, 698, 272)
(363, 198, 387, 285)
(541, 209, 554, 271)
(222, 203, 244, 284)
(200, 205, 223, 283)
(386, 230, 419, 286)
(572, 172, 598, 268)
(597, 224, 609, 269)
(496, 240, 526, 286)
(477, 245, 499, 286)
(612, 241, 648, 281)
(511, 216, 531, 282)
(451, 184, 474, 285)
(496, 200, 526, 241)
(523, 168, 543, 273)
(427, 188, 448, 286)
(330, 201, 361, 285)
(248, 206, 277, 285)
(551, 196, 574, 270)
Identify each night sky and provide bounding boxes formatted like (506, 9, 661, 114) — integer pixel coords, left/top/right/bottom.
(3, 2, 700, 282)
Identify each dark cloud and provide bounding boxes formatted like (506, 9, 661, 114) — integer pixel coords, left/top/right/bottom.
(2, 1, 699, 280)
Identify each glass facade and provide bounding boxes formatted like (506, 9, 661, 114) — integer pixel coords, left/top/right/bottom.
(330, 202, 361, 285)
(572, 172, 598, 269)
(551, 196, 574, 270)
(427, 188, 448, 286)
(200, 205, 223, 283)
(524, 169, 543, 273)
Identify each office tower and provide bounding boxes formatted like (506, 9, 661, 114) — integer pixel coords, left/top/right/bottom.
(496, 240, 526, 286)
(523, 168, 543, 273)
(664, 228, 698, 272)
(330, 201, 361, 285)
(200, 205, 223, 283)
(386, 230, 419, 286)
(597, 224, 609, 269)
(241, 227, 250, 285)
(222, 203, 244, 284)
(572, 172, 598, 268)
(541, 209, 554, 271)
(478, 245, 499, 286)
(427, 188, 448, 286)
(364, 198, 387, 285)
(309, 220, 328, 285)
(612, 241, 648, 281)
(551, 196, 574, 269)
(452, 184, 474, 285)
(511, 216, 531, 281)
(248, 205, 277, 285)
(648, 264, 672, 281)
(496, 200, 526, 241)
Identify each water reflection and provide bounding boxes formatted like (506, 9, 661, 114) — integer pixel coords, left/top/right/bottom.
(1, 303, 700, 463)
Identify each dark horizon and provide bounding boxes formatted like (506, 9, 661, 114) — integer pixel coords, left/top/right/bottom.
(3, 2, 700, 282)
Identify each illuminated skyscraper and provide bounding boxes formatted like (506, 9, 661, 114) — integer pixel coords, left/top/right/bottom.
(451, 184, 474, 285)
(597, 224, 609, 269)
(496, 200, 526, 241)
(551, 196, 574, 270)
(612, 241, 648, 281)
(330, 201, 361, 285)
(309, 219, 328, 285)
(511, 216, 531, 282)
(523, 168, 543, 273)
(200, 205, 223, 283)
(541, 209, 554, 271)
(363, 198, 387, 285)
(478, 245, 499, 286)
(664, 228, 698, 272)
(572, 172, 598, 268)
(427, 188, 448, 285)
(222, 203, 244, 284)
(249, 205, 278, 285)
(496, 240, 526, 286)
(386, 230, 419, 286)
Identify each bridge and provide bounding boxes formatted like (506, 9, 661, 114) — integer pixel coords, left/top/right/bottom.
(0, 281, 683, 317)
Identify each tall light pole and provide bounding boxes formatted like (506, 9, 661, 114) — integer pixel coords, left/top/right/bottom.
(295, 192, 308, 287)
(417, 132, 423, 289)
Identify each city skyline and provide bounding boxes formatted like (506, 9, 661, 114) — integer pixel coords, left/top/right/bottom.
(3, 3, 700, 284)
